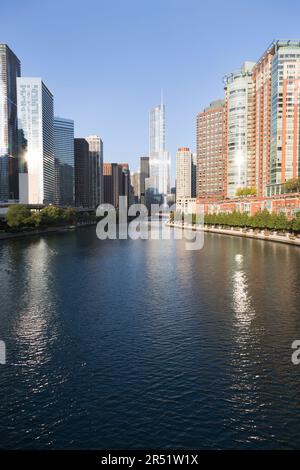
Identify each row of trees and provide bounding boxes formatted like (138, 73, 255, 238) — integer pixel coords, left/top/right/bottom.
(5, 205, 77, 231)
(203, 209, 300, 232)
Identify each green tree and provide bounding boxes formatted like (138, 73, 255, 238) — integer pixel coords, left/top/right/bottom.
(39, 206, 63, 226)
(5, 205, 31, 229)
(291, 212, 300, 233)
(29, 211, 42, 228)
(284, 177, 300, 193)
(63, 207, 76, 224)
(272, 212, 289, 231)
(236, 187, 257, 197)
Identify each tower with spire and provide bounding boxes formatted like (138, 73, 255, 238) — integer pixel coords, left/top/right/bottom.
(146, 91, 171, 207)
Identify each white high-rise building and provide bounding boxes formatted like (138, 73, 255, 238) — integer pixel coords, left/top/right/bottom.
(176, 147, 193, 199)
(17, 77, 55, 205)
(147, 95, 171, 205)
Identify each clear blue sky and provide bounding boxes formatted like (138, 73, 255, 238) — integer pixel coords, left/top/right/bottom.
(2, 0, 300, 182)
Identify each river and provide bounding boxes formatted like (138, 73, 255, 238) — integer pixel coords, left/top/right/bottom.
(0, 225, 300, 449)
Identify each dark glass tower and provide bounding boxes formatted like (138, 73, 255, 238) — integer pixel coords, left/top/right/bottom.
(54, 117, 75, 206)
(74, 138, 90, 208)
(0, 44, 21, 202)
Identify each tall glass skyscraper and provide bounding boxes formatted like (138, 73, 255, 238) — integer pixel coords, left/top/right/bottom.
(0, 44, 21, 202)
(17, 77, 55, 205)
(54, 117, 74, 206)
(147, 97, 171, 205)
(224, 62, 255, 198)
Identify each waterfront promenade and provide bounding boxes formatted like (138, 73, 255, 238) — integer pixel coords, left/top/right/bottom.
(167, 222, 300, 247)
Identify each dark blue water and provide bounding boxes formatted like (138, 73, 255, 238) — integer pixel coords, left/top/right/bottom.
(0, 225, 300, 449)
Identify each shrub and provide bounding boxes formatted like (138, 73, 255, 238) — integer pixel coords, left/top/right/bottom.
(236, 187, 257, 197)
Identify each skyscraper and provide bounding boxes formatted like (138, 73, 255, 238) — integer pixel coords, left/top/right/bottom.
(196, 100, 226, 199)
(103, 162, 131, 207)
(17, 77, 55, 205)
(74, 138, 90, 208)
(252, 48, 273, 197)
(224, 62, 255, 198)
(176, 147, 193, 199)
(54, 117, 74, 206)
(0, 44, 21, 202)
(191, 152, 197, 198)
(85, 135, 103, 207)
(268, 41, 300, 191)
(118, 163, 131, 202)
(147, 96, 171, 205)
(103, 163, 114, 206)
(131, 171, 140, 202)
(139, 156, 149, 205)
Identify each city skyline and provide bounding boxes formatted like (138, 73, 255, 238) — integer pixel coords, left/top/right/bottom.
(2, 38, 300, 207)
(2, 0, 300, 181)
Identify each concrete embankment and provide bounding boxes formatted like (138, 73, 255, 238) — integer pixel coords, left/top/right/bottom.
(166, 222, 300, 247)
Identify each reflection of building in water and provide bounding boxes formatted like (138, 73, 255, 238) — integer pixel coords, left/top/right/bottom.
(232, 253, 256, 325)
(54, 117, 74, 206)
(14, 239, 59, 367)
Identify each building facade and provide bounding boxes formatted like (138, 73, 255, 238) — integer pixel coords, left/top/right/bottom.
(251, 40, 300, 196)
(176, 197, 197, 215)
(191, 152, 197, 198)
(74, 138, 90, 208)
(103, 162, 121, 207)
(17, 77, 55, 205)
(196, 40, 300, 202)
(269, 41, 300, 189)
(103, 162, 131, 207)
(118, 163, 131, 203)
(224, 62, 256, 198)
(131, 171, 140, 202)
(252, 48, 273, 196)
(85, 135, 103, 208)
(139, 156, 149, 205)
(147, 100, 170, 205)
(54, 117, 74, 206)
(196, 100, 225, 199)
(176, 147, 193, 199)
(0, 44, 21, 202)
(198, 193, 300, 219)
